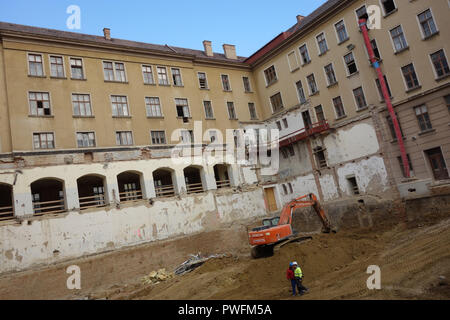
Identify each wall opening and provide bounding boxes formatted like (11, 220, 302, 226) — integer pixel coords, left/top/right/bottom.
(214, 164, 231, 189)
(117, 171, 143, 202)
(77, 175, 107, 210)
(314, 146, 327, 168)
(184, 166, 204, 194)
(31, 178, 66, 215)
(0, 183, 13, 220)
(153, 169, 176, 198)
(347, 176, 360, 195)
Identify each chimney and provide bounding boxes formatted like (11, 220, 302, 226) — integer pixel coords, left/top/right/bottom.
(223, 44, 237, 60)
(103, 28, 111, 40)
(203, 40, 213, 57)
(296, 15, 305, 25)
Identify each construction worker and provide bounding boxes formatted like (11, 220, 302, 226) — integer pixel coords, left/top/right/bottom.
(292, 261, 308, 295)
(286, 262, 297, 296)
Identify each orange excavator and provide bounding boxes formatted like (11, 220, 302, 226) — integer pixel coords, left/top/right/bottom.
(248, 193, 334, 258)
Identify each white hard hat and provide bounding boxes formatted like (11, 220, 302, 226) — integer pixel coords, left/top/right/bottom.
(292, 261, 298, 265)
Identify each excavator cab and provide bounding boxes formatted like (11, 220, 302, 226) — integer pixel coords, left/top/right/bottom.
(248, 193, 333, 258)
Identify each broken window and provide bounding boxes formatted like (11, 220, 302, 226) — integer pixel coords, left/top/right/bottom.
(353, 87, 367, 110)
(70, 58, 84, 79)
(296, 80, 307, 104)
(203, 101, 214, 119)
(33, 132, 55, 150)
(356, 5, 368, 20)
(198, 72, 208, 89)
(243, 76, 252, 92)
(276, 121, 282, 131)
(333, 96, 346, 119)
(29, 92, 51, 116)
(77, 132, 96, 148)
(347, 176, 360, 195)
(221, 74, 231, 91)
(299, 44, 310, 64)
(0, 184, 13, 221)
(175, 98, 190, 118)
(28, 53, 44, 76)
(227, 102, 237, 120)
(77, 175, 107, 209)
(184, 166, 204, 194)
(288, 183, 293, 194)
(171, 68, 183, 86)
(397, 155, 414, 178)
(264, 65, 277, 86)
(31, 178, 66, 215)
(151, 131, 166, 145)
(214, 164, 231, 189)
(282, 184, 288, 195)
(307, 74, 318, 95)
(117, 171, 143, 202)
(282, 118, 288, 129)
(145, 97, 163, 118)
(50, 55, 65, 78)
(72, 94, 92, 116)
(248, 103, 258, 120)
(111, 95, 129, 117)
(180, 130, 194, 144)
(142, 65, 154, 84)
(344, 52, 358, 75)
(314, 146, 327, 168)
(371, 39, 381, 60)
(381, 0, 396, 15)
(153, 169, 176, 198)
(157, 66, 169, 85)
(315, 105, 325, 123)
(324, 63, 337, 86)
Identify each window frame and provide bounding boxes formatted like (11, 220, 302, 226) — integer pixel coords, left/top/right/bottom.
(429, 49, 450, 80)
(32, 132, 55, 150)
(110, 95, 131, 118)
(27, 52, 45, 77)
(227, 101, 238, 120)
(242, 76, 252, 93)
(352, 86, 368, 111)
(324, 63, 338, 86)
(71, 92, 94, 117)
(270, 92, 284, 114)
(417, 8, 439, 40)
(102, 60, 127, 83)
(156, 66, 170, 86)
(400, 63, 421, 91)
(197, 71, 209, 89)
(263, 65, 278, 86)
(287, 50, 300, 72)
(69, 57, 85, 80)
(379, 0, 397, 17)
(299, 43, 311, 65)
(115, 131, 134, 146)
(343, 52, 358, 76)
(334, 19, 349, 44)
(315, 32, 328, 56)
(295, 80, 307, 104)
(48, 55, 66, 78)
(389, 25, 409, 54)
(174, 98, 191, 118)
(306, 73, 318, 95)
(76, 131, 96, 148)
(248, 102, 258, 120)
(141, 64, 155, 85)
(221, 74, 232, 91)
(150, 130, 167, 145)
(332, 96, 347, 119)
(171, 67, 183, 87)
(203, 100, 215, 119)
(145, 96, 164, 118)
(28, 91, 52, 117)
(414, 105, 433, 132)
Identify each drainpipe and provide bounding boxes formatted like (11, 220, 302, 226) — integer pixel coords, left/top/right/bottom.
(359, 18, 410, 178)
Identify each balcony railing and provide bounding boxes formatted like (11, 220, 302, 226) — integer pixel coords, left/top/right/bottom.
(33, 199, 66, 215)
(0, 206, 14, 221)
(216, 179, 231, 189)
(79, 195, 106, 210)
(279, 120, 330, 148)
(155, 185, 175, 198)
(119, 190, 143, 202)
(186, 182, 204, 194)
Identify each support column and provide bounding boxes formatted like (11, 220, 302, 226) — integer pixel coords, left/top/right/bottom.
(174, 169, 187, 195)
(105, 174, 120, 205)
(64, 180, 80, 211)
(202, 167, 217, 191)
(306, 139, 325, 201)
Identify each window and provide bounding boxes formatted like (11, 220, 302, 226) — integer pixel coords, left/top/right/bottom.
(181, 130, 194, 144)
(376, 75, 393, 101)
(111, 95, 129, 117)
(381, 0, 396, 15)
(287, 51, 299, 71)
(276, 121, 282, 131)
(281, 146, 295, 159)
(50, 56, 65, 78)
(282, 184, 288, 194)
(270, 92, 284, 113)
(299, 44, 311, 64)
(307, 74, 318, 95)
(344, 52, 358, 75)
(227, 102, 237, 120)
(314, 146, 327, 168)
(333, 96, 346, 118)
(103, 61, 126, 82)
(356, 6, 368, 20)
(353, 87, 367, 110)
(418, 9, 438, 39)
(33, 133, 55, 150)
(243, 77, 252, 92)
(198, 72, 208, 89)
(324, 63, 337, 86)
(430, 50, 450, 78)
(171, 68, 183, 86)
(29, 92, 51, 116)
(282, 118, 288, 129)
(347, 177, 360, 195)
(28, 53, 44, 76)
(288, 183, 293, 194)
(401, 64, 420, 90)
(296, 80, 307, 104)
(221, 74, 231, 91)
(315, 105, 325, 122)
(70, 58, 84, 79)
(145, 97, 162, 118)
(203, 101, 214, 119)
(371, 39, 381, 60)
(175, 98, 190, 118)
(415, 105, 432, 132)
(142, 65, 154, 84)
(116, 131, 133, 146)
(264, 65, 277, 85)
(157, 66, 169, 85)
(425, 147, 449, 180)
(151, 131, 166, 145)
(397, 155, 414, 178)
(386, 113, 405, 140)
(335, 20, 348, 43)
(77, 132, 96, 148)
(72, 94, 92, 116)
(316, 33, 328, 55)
(445, 95, 450, 114)
(248, 103, 258, 120)
(390, 26, 408, 53)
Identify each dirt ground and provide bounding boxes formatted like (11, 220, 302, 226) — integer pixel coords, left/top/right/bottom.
(1, 212, 449, 300)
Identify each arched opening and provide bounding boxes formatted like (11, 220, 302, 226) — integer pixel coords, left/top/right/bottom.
(184, 166, 204, 194)
(0, 183, 13, 220)
(117, 171, 143, 202)
(77, 175, 107, 210)
(31, 178, 66, 215)
(214, 164, 231, 189)
(153, 169, 176, 198)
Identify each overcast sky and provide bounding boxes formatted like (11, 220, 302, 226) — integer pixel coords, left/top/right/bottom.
(0, 0, 328, 57)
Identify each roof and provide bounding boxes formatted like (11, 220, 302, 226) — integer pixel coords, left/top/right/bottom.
(0, 21, 248, 64)
(245, 0, 353, 65)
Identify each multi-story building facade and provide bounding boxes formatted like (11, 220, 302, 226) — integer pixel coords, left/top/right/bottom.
(1, 0, 449, 273)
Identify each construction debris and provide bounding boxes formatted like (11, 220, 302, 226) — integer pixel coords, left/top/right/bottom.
(174, 252, 228, 276)
(141, 268, 174, 285)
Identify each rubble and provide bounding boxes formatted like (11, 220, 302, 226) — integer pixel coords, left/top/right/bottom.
(141, 268, 174, 285)
(174, 252, 228, 276)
